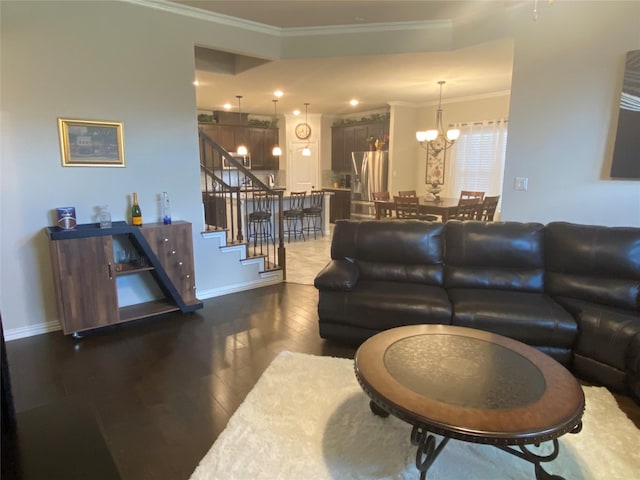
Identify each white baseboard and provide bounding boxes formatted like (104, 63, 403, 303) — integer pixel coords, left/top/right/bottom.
(5, 320, 61, 341)
(5, 242, 283, 340)
(197, 273, 282, 299)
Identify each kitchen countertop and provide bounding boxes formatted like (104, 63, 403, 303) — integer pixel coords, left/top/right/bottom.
(322, 187, 350, 192)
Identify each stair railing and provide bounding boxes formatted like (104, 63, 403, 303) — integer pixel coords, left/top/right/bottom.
(199, 130, 285, 276)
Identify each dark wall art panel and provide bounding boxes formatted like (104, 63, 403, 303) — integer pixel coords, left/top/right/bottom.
(611, 49, 640, 179)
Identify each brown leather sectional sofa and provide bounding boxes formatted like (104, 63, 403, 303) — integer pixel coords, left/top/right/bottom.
(314, 219, 640, 402)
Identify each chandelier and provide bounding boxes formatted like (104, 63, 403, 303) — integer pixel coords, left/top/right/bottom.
(416, 81, 459, 186)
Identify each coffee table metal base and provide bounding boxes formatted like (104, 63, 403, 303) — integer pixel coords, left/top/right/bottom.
(370, 401, 582, 480)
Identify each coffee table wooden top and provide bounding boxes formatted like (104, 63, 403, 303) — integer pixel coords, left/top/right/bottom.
(355, 325, 585, 446)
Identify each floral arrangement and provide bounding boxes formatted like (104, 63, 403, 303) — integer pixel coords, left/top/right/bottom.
(366, 134, 389, 151)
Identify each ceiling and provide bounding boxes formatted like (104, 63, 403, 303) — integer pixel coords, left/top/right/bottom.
(166, 1, 518, 116)
(172, 1, 516, 28)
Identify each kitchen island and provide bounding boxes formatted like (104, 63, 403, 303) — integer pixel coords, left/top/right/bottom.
(204, 188, 331, 240)
(322, 187, 350, 223)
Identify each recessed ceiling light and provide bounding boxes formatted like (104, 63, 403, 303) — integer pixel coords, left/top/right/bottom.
(223, 103, 232, 110)
(193, 80, 199, 86)
(274, 90, 283, 98)
(350, 99, 359, 106)
(293, 110, 300, 116)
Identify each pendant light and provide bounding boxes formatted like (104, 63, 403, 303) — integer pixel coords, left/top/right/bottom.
(271, 99, 282, 156)
(302, 103, 311, 157)
(416, 81, 459, 186)
(235, 95, 248, 156)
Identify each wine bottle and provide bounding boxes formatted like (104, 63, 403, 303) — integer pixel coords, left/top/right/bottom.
(131, 192, 142, 226)
(162, 191, 171, 225)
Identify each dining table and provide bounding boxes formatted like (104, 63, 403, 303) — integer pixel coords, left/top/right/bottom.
(374, 197, 460, 222)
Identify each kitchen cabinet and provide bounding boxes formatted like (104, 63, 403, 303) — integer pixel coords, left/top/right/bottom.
(324, 188, 351, 222)
(46, 221, 202, 336)
(199, 123, 279, 170)
(248, 127, 279, 170)
(331, 119, 389, 172)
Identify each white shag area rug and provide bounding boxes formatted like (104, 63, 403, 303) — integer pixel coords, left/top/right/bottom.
(190, 351, 640, 480)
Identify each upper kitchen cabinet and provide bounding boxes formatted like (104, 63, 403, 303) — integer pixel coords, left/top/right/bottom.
(248, 127, 279, 170)
(331, 117, 390, 172)
(198, 123, 279, 170)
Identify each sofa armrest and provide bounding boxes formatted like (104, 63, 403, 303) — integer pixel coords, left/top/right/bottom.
(314, 259, 360, 291)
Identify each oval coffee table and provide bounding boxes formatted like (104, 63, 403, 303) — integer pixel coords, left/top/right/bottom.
(354, 325, 584, 480)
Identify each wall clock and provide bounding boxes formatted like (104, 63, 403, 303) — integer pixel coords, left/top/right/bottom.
(295, 123, 311, 140)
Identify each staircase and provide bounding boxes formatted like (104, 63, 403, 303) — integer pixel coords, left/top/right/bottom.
(199, 130, 287, 284)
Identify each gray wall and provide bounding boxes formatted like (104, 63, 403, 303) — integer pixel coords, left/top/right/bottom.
(2, 0, 639, 336)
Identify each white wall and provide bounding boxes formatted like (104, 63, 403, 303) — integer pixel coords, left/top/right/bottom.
(388, 104, 420, 195)
(2, 0, 639, 337)
(501, 1, 640, 225)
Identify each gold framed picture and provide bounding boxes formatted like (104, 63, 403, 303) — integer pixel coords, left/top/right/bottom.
(57, 118, 125, 167)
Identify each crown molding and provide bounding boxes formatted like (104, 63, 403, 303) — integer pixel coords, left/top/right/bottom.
(280, 19, 451, 38)
(121, 0, 452, 38)
(121, 0, 282, 35)
(393, 90, 511, 108)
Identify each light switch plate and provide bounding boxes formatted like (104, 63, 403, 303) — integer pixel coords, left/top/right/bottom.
(514, 177, 528, 191)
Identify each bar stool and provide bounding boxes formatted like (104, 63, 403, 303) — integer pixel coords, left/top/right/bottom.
(247, 192, 274, 252)
(302, 190, 324, 239)
(283, 191, 306, 242)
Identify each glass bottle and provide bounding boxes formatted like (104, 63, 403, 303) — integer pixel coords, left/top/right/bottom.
(162, 191, 171, 225)
(131, 192, 142, 226)
(99, 205, 112, 229)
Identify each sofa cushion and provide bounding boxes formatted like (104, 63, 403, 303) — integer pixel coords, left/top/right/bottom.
(314, 259, 359, 291)
(555, 297, 640, 372)
(318, 280, 452, 332)
(627, 333, 640, 402)
(448, 288, 577, 349)
(331, 220, 445, 285)
(545, 222, 640, 310)
(444, 221, 546, 292)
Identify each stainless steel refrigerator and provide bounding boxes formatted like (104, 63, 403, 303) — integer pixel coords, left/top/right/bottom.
(350, 151, 388, 220)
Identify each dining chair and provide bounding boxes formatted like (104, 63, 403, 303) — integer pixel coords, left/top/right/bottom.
(451, 197, 482, 220)
(374, 201, 395, 219)
(398, 190, 417, 198)
(394, 196, 438, 221)
(459, 190, 485, 202)
(477, 195, 500, 221)
(372, 191, 390, 201)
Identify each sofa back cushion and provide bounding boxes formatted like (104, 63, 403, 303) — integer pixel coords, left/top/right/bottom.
(444, 220, 546, 292)
(331, 220, 445, 285)
(545, 222, 640, 310)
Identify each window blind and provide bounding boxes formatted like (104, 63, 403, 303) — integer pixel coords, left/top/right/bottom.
(447, 120, 508, 205)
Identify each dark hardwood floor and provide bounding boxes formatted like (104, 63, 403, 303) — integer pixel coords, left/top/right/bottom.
(3, 283, 639, 480)
(3, 284, 356, 480)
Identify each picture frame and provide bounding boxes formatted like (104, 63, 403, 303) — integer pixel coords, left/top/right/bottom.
(425, 140, 446, 186)
(57, 118, 125, 167)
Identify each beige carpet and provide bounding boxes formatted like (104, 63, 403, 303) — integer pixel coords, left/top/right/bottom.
(190, 351, 640, 480)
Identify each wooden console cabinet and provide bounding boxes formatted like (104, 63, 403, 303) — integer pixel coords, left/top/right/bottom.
(46, 221, 202, 336)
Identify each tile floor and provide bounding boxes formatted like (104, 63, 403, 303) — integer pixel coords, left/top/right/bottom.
(283, 225, 333, 285)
